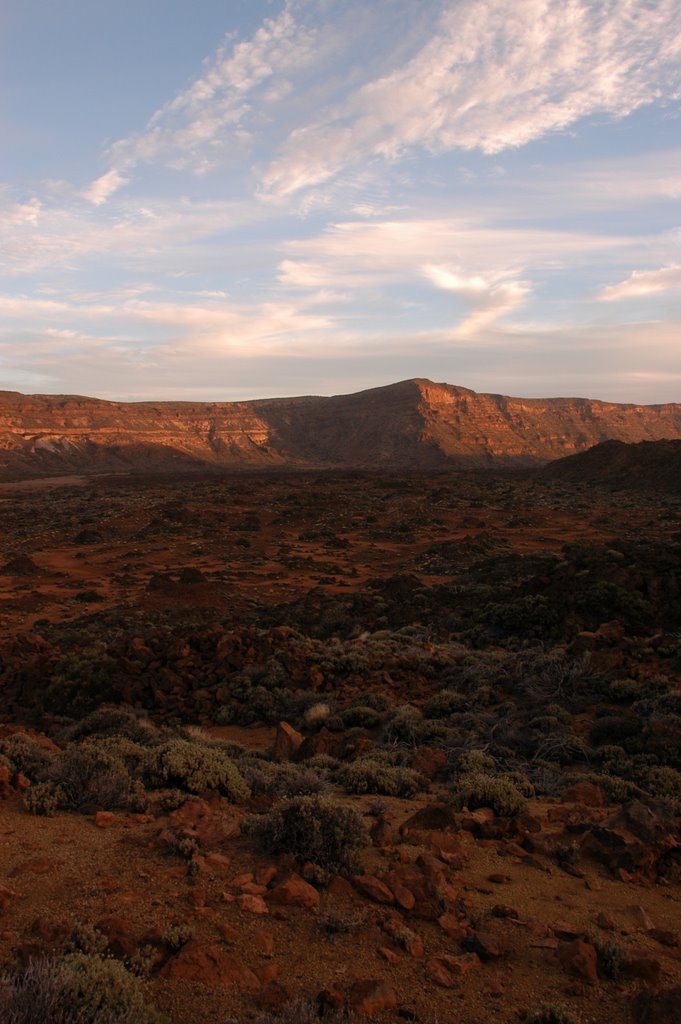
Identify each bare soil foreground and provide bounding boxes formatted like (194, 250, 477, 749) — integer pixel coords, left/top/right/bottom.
(0, 468, 680, 1024)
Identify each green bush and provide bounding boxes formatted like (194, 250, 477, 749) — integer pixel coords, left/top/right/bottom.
(339, 706, 383, 730)
(255, 996, 352, 1024)
(23, 782, 64, 816)
(44, 745, 138, 814)
(0, 733, 55, 781)
(595, 939, 627, 980)
(63, 707, 157, 746)
(337, 758, 425, 798)
(522, 1007, 577, 1024)
(425, 690, 469, 718)
(143, 739, 249, 801)
(450, 771, 527, 817)
(242, 761, 329, 799)
(0, 952, 166, 1024)
(250, 795, 368, 878)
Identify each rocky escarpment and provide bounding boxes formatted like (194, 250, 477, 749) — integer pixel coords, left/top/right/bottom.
(0, 379, 680, 478)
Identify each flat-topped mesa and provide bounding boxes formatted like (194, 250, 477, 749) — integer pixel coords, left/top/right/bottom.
(0, 379, 680, 478)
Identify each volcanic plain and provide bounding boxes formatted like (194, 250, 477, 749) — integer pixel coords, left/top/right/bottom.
(0, 462, 680, 1024)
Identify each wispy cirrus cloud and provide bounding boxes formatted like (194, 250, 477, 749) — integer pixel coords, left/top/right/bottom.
(261, 0, 681, 197)
(598, 264, 681, 301)
(85, 0, 681, 204)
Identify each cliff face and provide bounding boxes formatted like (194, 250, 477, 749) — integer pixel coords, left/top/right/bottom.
(0, 379, 680, 478)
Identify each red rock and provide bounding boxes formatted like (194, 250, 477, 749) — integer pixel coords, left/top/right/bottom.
(326, 875, 356, 899)
(94, 811, 114, 828)
(463, 929, 505, 960)
(255, 865, 278, 887)
(378, 946, 401, 965)
(0, 763, 12, 799)
(237, 895, 268, 915)
(404, 934, 424, 958)
(204, 852, 231, 873)
(623, 953, 662, 984)
(488, 873, 511, 884)
(556, 940, 598, 985)
(561, 782, 605, 807)
(632, 986, 681, 1024)
(317, 987, 346, 1014)
(426, 953, 481, 987)
(231, 872, 253, 888)
(266, 873, 320, 910)
(271, 721, 303, 763)
(160, 940, 260, 989)
(353, 874, 394, 905)
(258, 980, 291, 1012)
(625, 904, 655, 931)
(390, 881, 415, 911)
(596, 911, 616, 930)
(649, 928, 680, 947)
(30, 917, 69, 943)
(491, 905, 519, 919)
(95, 916, 137, 959)
(437, 913, 469, 940)
(9, 857, 60, 876)
(240, 882, 267, 896)
(347, 979, 397, 1016)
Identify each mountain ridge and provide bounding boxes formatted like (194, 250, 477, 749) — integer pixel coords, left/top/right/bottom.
(1, 377, 680, 479)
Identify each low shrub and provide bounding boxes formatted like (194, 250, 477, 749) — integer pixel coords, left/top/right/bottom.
(44, 745, 138, 814)
(254, 996, 352, 1024)
(0, 952, 166, 1024)
(63, 706, 157, 746)
(522, 1006, 578, 1024)
(250, 795, 368, 878)
(595, 939, 627, 980)
(242, 761, 330, 799)
(143, 740, 249, 801)
(0, 733, 55, 781)
(450, 771, 527, 817)
(23, 781, 64, 816)
(337, 758, 425, 798)
(425, 690, 469, 718)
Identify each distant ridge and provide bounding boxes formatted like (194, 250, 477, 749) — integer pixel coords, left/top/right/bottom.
(542, 438, 681, 494)
(0, 378, 680, 479)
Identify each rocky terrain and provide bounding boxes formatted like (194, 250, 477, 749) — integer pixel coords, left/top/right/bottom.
(2, 379, 681, 479)
(542, 439, 681, 494)
(0, 460, 680, 1024)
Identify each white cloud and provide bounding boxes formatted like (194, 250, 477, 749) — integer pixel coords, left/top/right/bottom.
(83, 169, 129, 206)
(424, 263, 531, 336)
(82, 1, 681, 204)
(598, 264, 681, 301)
(261, 0, 681, 197)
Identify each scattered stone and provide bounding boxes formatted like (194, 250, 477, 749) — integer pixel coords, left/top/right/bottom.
(271, 721, 303, 763)
(625, 905, 655, 931)
(266, 874, 320, 910)
(237, 895, 268, 915)
(561, 782, 605, 807)
(426, 953, 481, 988)
(632, 985, 681, 1024)
(160, 940, 260, 990)
(347, 979, 398, 1016)
(556, 939, 599, 986)
(353, 874, 395, 905)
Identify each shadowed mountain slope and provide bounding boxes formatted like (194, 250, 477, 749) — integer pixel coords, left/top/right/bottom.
(0, 378, 680, 478)
(542, 437, 681, 493)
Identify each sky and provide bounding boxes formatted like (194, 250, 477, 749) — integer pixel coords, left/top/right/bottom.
(1, 0, 680, 404)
